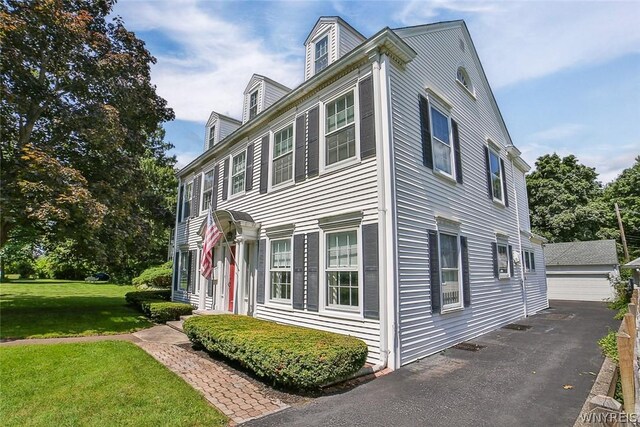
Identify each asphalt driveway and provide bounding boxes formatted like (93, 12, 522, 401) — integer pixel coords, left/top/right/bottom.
(247, 300, 618, 427)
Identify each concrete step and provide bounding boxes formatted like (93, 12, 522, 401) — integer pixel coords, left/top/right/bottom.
(166, 320, 184, 333)
(180, 314, 196, 322)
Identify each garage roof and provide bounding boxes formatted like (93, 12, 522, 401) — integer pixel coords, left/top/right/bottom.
(544, 240, 619, 266)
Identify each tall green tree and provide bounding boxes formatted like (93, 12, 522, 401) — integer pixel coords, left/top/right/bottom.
(1, 0, 175, 277)
(527, 154, 606, 242)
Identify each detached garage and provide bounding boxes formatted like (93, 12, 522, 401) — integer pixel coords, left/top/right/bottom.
(544, 240, 619, 302)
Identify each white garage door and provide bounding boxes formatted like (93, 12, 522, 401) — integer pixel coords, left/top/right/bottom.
(547, 274, 613, 301)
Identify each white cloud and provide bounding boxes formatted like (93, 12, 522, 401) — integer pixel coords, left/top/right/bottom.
(175, 150, 201, 169)
(528, 123, 586, 142)
(395, 0, 640, 88)
(114, 0, 303, 123)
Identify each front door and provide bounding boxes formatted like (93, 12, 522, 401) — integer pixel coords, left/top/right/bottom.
(228, 245, 236, 312)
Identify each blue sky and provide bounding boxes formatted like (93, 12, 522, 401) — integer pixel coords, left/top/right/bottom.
(113, 0, 639, 183)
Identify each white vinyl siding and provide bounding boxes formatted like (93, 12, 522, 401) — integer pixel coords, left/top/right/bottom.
(270, 239, 292, 301)
(230, 151, 246, 196)
(272, 124, 294, 186)
(326, 230, 359, 309)
(325, 91, 356, 166)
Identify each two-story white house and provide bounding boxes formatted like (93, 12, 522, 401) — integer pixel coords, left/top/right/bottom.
(172, 16, 548, 370)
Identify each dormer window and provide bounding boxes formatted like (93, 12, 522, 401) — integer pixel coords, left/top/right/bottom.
(249, 91, 258, 120)
(315, 36, 329, 73)
(208, 125, 215, 149)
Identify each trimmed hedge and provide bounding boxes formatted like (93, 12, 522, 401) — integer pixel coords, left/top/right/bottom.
(183, 315, 368, 389)
(125, 290, 171, 306)
(124, 290, 191, 323)
(132, 262, 173, 289)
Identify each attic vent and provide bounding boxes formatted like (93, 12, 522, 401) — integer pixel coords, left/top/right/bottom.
(459, 38, 465, 52)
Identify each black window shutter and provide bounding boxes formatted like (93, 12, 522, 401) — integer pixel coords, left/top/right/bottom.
(222, 158, 229, 201)
(359, 76, 376, 159)
(363, 223, 379, 319)
(259, 135, 269, 194)
(491, 242, 498, 278)
(508, 245, 514, 277)
(177, 185, 184, 222)
(211, 164, 219, 211)
(419, 95, 433, 169)
(428, 230, 441, 313)
(306, 232, 319, 311)
(294, 114, 306, 183)
(484, 146, 493, 200)
(191, 175, 201, 218)
(500, 158, 509, 207)
(256, 239, 266, 304)
(452, 120, 463, 184)
(307, 106, 319, 177)
(293, 234, 305, 309)
(188, 250, 196, 293)
(173, 251, 180, 290)
(245, 143, 254, 191)
(461, 236, 471, 307)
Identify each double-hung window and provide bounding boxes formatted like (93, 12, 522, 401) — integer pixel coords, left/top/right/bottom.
(430, 106, 454, 175)
(489, 149, 504, 203)
(208, 125, 216, 149)
(179, 252, 189, 290)
(315, 36, 328, 73)
(182, 182, 192, 221)
(522, 250, 535, 273)
(230, 151, 246, 195)
(325, 91, 356, 166)
(326, 230, 359, 309)
(497, 243, 509, 277)
(270, 239, 292, 301)
(201, 169, 215, 211)
(439, 233, 461, 309)
(272, 125, 294, 186)
(249, 91, 258, 120)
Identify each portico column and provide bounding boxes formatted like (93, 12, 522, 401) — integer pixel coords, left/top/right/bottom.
(234, 236, 246, 314)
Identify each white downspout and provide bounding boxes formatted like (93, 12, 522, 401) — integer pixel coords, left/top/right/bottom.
(508, 156, 528, 317)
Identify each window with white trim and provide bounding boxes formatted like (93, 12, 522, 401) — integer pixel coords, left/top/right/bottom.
(270, 239, 292, 301)
(430, 106, 454, 175)
(230, 151, 246, 195)
(208, 125, 216, 149)
(201, 169, 215, 211)
(179, 251, 189, 290)
(489, 149, 504, 203)
(315, 36, 328, 73)
(272, 124, 294, 186)
(181, 181, 193, 221)
(456, 67, 473, 93)
(249, 91, 258, 120)
(326, 230, 359, 309)
(497, 243, 509, 277)
(440, 232, 461, 309)
(522, 249, 535, 272)
(325, 91, 355, 166)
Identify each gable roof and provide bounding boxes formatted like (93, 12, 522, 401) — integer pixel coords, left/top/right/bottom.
(623, 257, 640, 269)
(304, 16, 366, 45)
(243, 74, 292, 95)
(544, 240, 619, 266)
(206, 111, 241, 127)
(393, 20, 526, 167)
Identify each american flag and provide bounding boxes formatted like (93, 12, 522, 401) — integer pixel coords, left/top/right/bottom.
(201, 210, 222, 280)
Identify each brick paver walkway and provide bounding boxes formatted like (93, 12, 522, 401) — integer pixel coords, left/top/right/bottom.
(137, 341, 288, 425)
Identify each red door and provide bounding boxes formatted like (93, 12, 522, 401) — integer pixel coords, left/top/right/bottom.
(228, 245, 236, 312)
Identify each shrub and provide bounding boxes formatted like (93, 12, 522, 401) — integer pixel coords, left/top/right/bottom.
(598, 330, 618, 362)
(125, 290, 171, 306)
(143, 301, 193, 323)
(183, 315, 369, 390)
(132, 263, 173, 289)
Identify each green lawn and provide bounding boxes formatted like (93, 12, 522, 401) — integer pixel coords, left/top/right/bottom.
(0, 341, 227, 427)
(0, 279, 153, 339)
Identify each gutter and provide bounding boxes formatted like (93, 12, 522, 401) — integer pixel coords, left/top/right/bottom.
(178, 28, 416, 177)
(507, 146, 528, 317)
